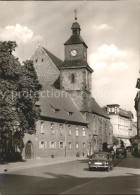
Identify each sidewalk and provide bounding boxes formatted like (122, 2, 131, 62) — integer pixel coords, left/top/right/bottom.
(0, 156, 87, 174)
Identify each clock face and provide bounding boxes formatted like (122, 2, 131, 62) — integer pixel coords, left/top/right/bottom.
(71, 49, 77, 57)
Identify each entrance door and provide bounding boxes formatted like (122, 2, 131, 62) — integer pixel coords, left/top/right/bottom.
(25, 141, 33, 159)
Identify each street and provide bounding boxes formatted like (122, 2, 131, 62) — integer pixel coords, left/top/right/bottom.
(0, 153, 140, 195)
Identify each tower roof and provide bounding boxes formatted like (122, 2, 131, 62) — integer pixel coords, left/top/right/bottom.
(71, 22, 81, 30)
(59, 59, 93, 73)
(64, 34, 88, 48)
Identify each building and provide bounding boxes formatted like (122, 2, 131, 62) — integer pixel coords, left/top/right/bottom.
(105, 104, 136, 148)
(135, 76, 140, 137)
(23, 88, 88, 159)
(132, 122, 137, 137)
(22, 18, 113, 159)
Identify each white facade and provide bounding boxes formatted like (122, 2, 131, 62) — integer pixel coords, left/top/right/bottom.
(106, 104, 136, 148)
(110, 115, 132, 139)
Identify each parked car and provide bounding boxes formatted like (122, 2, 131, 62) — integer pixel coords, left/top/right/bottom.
(116, 147, 127, 158)
(88, 152, 114, 171)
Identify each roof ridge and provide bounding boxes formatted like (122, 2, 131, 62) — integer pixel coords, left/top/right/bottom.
(43, 47, 63, 68)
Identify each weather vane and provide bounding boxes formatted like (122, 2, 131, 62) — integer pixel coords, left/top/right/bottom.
(74, 9, 78, 20)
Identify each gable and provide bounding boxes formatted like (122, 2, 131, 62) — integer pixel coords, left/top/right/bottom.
(31, 45, 61, 88)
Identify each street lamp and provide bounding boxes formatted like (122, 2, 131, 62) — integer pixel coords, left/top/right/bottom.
(64, 121, 68, 157)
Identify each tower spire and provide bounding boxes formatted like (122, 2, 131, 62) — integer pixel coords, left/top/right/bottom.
(74, 9, 78, 20)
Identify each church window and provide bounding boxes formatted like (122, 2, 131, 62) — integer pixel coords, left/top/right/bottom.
(71, 74, 75, 83)
(42, 58, 44, 62)
(35, 59, 37, 63)
(73, 29, 78, 34)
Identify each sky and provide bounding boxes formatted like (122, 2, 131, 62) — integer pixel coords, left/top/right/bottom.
(0, 0, 139, 120)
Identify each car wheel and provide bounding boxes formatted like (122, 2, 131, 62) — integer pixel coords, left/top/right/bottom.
(89, 167, 92, 171)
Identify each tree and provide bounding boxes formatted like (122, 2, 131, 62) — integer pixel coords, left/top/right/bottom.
(0, 41, 42, 160)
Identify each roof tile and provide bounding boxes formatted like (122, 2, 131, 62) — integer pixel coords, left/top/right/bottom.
(37, 87, 88, 125)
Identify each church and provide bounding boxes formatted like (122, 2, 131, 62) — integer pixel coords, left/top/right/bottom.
(22, 17, 113, 159)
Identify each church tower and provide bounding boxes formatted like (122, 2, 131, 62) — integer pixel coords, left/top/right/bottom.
(60, 11, 93, 112)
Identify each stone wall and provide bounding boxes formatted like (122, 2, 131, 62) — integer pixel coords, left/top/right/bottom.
(60, 68, 91, 111)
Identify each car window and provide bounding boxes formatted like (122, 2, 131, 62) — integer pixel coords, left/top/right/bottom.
(92, 154, 108, 159)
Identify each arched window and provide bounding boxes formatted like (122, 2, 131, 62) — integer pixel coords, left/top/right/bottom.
(71, 74, 75, 83)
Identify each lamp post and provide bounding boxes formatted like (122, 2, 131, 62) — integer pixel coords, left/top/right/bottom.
(64, 121, 68, 157)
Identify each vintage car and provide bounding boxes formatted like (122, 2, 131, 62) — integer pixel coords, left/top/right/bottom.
(88, 152, 113, 171)
(116, 147, 127, 159)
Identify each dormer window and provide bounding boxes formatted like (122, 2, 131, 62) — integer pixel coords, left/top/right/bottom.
(69, 112, 73, 116)
(66, 111, 73, 116)
(55, 109, 60, 114)
(50, 105, 60, 114)
(71, 74, 75, 83)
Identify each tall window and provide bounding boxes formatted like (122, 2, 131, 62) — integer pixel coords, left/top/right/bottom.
(41, 122, 45, 134)
(76, 127, 79, 136)
(82, 127, 85, 136)
(49, 142, 56, 149)
(51, 123, 54, 134)
(76, 142, 79, 149)
(71, 74, 75, 83)
(39, 141, 47, 149)
(68, 125, 71, 136)
(60, 124, 63, 135)
(68, 142, 72, 149)
(59, 142, 64, 149)
(83, 142, 85, 148)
